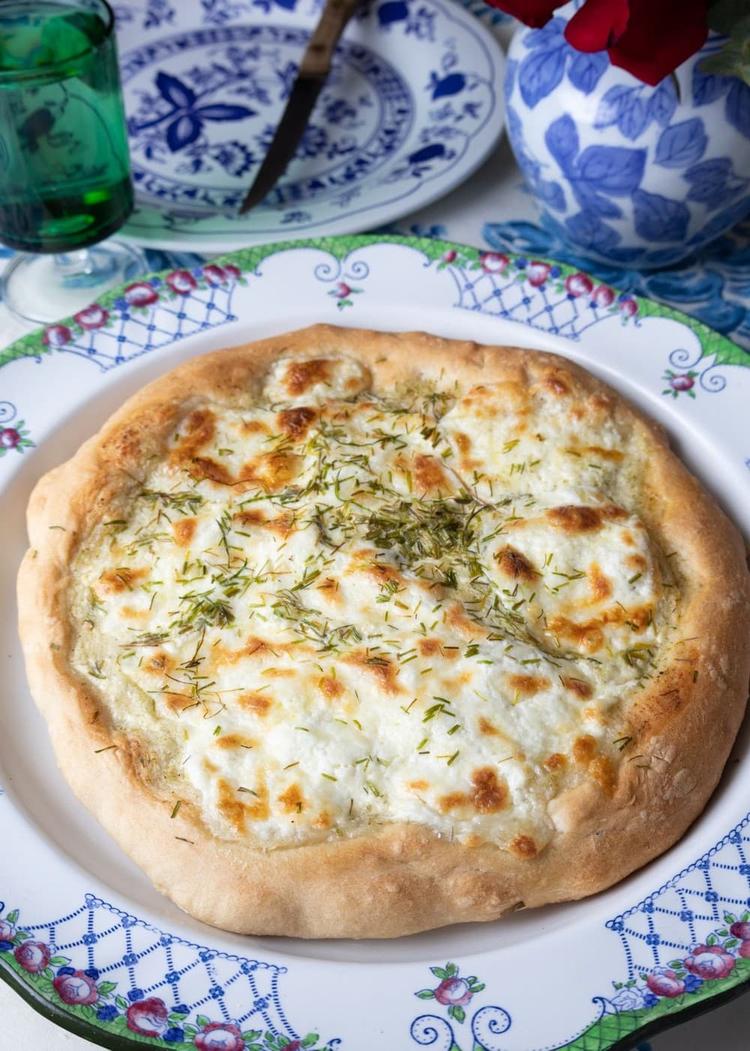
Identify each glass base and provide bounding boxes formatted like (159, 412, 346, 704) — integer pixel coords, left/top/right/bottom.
(1, 240, 147, 326)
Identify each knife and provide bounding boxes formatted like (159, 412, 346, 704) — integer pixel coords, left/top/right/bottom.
(239, 0, 361, 214)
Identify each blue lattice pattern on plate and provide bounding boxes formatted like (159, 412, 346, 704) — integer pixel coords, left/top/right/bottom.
(609, 812, 750, 979)
(437, 249, 638, 338)
(39, 264, 242, 372)
(24, 894, 294, 1033)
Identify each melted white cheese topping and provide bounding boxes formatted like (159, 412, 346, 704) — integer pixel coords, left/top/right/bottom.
(71, 355, 672, 857)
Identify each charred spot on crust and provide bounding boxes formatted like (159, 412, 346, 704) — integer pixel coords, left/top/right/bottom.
(572, 734, 597, 765)
(494, 545, 538, 582)
(277, 406, 317, 440)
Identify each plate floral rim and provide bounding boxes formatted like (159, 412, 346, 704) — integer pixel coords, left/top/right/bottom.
(1, 234, 750, 1051)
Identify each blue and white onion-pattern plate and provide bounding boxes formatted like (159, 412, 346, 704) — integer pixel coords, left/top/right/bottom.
(2, 235, 750, 1051)
(114, 0, 505, 251)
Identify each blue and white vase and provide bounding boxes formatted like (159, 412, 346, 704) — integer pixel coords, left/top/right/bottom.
(504, 15, 750, 269)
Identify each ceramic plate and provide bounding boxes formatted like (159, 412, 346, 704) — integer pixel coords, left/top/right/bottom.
(115, 0, 505, 252)
(2, 236, 750, 1051)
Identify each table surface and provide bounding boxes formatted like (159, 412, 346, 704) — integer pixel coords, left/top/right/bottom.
(1, 7, 749, 1050)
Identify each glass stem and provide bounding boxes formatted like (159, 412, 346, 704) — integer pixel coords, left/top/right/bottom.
(53, 249, 96, 286)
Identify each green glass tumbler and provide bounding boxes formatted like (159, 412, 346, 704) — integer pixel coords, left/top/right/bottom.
(0, 0, 145, 324)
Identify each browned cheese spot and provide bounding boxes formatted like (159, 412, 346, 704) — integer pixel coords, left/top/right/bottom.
(627, 553, 648, 572)
(318, 675, 343, 700)
(588, 562, 613, 603)
(214, 733, 256, 751)
(284, 359, 333, 396)
(171, 408, 216, 462)
(278, 783, 305, 813)
(544, 752, 567, 772)
(237, 692, 273, 716)
(98, 566, 148, 593)
(144, 650, 175, 675)
(548, 602, 653, 652)
(172, 517, 197, 547)
(240, 418, 269, 436)
(163, 692, 195, 714)
(234, 509, 266, 527)
(277, 406, 317, 440)
(547, 505, 603, 533)
(494, 545, 538, 582)
(560, 676, 593, 700)
(408, 779, 429, 791)
(120, 605, 147, 620)
(217, 778, 269, 831)
(589, 755, 616, 796)
(444, 603, 487, 638)
(440, 767, 508, 815)
(188, 456, 233, 485)
(239, 451, 302, 490)
(344, 651, 403, 694)
(506, 673, 550, 697)
(313, 811, 332, 830)
(413, 454, 450, 494)
(509, 834, 538, 859)
(315, 577, 341, 602)
(572, 734, 597, 765)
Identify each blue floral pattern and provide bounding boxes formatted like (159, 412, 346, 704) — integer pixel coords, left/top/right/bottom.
(505, 18, 750, 268)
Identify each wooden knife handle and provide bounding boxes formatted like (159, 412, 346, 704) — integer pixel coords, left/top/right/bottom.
(299, 0, 361, 78)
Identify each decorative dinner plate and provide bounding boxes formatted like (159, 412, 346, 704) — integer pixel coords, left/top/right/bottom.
(115, 0, 505, 252)
(2, 235, 750, 1051)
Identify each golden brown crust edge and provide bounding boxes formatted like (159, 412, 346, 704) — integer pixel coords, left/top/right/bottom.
(17, 324, 750, 939)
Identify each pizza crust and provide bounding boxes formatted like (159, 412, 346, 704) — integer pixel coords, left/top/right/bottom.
(18, 325, 750, 938)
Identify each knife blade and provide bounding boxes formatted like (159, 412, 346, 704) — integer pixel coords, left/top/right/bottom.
(239, 0, 360, 214)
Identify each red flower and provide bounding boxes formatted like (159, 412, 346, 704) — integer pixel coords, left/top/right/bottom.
(684, 945, 735, 980)
(124, 282, 159, 308)
(485, 0, 708, 85)
(74, 304, 109, 330)
(166, 270, 198, 295)
(0, 428, 21, 450)
(126, 997, 169, 1037)
(526, 261, 551, 287)
(434, 977, 473, 1007)
(619, 296, 638, 317)
(43, 324, 73, 347)
(0, 920, 15, 941)
(442, 249, 457, 263)
(592, 284, 615, 308)
(222, 264, 242, 282)
(480, 251, 509, 274)
(194, 1021, 245, 1050)
(485, 0, 558, 26)
(335, 282, 352, 298)
(730, 922, 750, 941)
(564, 272, 593, 297)
(645, 968, 685, 998)
(739, 941, 750, 959)
(53, 971, 99, 1005)
(565, 0, 709, 86)
(14, 940, 50, 974)
(202, 264, 227, 286)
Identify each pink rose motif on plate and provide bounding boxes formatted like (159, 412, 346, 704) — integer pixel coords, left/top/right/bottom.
(222, 264, 241, 282)
(526, 261, 550, 287)
(564, 272, 593, 298)
(0, 918, 15, 941)
(14, 940, 50, 974)
(53, 970, 99, 1005)
(202, 264, 227, 286)
(739, 941, 750, 959)
(124, 282, 159, 308)
(684, 945, 735, 980)
(434, 977, 473, 1007)
(126, 996, 169, 1037)
(441, 249, 457, 264)
(645, 968, 686, 998)
(592, 284, 615, 308)
(730, 921, 750, 940)
(416, 962, 485, 1023)
(73, 304, 109, 330)
(480, 251, 509, 274)
(166, 270, 198, 295)
(619, 296, 638, 318)
(0, 428, 20, 450)
(194, 1020, 245, 1051)
(43, 325, 73, 348)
